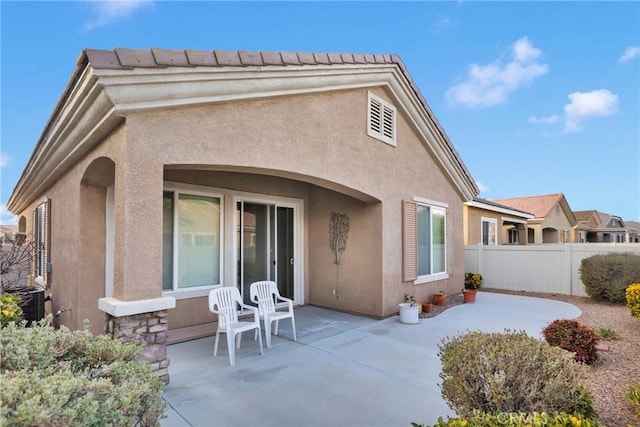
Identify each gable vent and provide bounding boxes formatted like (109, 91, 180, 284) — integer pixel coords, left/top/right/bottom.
(367, 92, 396, 146)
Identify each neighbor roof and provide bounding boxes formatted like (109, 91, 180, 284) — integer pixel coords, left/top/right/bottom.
(490, 193, 565, 219)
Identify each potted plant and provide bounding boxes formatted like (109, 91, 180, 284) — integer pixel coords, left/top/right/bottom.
(421, 301, 432, 314)
(463, 273, 482, 303)
(432, 290, 446, 306)
(398, 294, 420, 324)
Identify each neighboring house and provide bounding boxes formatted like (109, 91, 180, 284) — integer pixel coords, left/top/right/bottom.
(625, 221, 640, 243)
(463, 197, 534, 245)
(7, 48, 478, 379)
(574, 210, 638, 243)
(490, 194, 577, 244)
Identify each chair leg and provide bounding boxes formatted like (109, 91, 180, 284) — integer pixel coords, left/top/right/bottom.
(256, 326, 264, 355)
(274, 319, 279, 336)
(214, 332, 220, 357)
(236, 332, 242, 349)
(291, 317, 297, 342)
(264, 317, 272, 348)
(227, 332, 236, 366)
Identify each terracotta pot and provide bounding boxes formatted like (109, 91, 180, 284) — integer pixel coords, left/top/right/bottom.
(463, 289, 477, 303)
(421, 301, 432, 313)
(432, 293, 446, 306)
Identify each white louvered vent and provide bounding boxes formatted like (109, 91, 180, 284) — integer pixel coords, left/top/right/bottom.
(367, 92, 396, 146)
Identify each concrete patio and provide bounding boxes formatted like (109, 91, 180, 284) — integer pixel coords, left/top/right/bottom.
(161, 292, 581, 427)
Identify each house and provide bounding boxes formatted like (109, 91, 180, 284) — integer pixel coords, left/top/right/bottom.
(463, 197, 534, 245)
(490, 193, 577, 243)
(7, 48, 478, 381)
(625, 221, 640, 243)
(574, 210, 638, 243)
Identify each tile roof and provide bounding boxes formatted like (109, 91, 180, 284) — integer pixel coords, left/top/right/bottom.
(83, 48, 401, 70)
(490, 193, 565, 218)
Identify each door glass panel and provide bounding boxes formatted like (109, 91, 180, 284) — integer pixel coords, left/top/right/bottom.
(276, 207, 294, 299)
(241, 203, 268, 303)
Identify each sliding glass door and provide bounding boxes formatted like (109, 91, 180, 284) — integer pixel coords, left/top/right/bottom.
(236, 201, 295, 304)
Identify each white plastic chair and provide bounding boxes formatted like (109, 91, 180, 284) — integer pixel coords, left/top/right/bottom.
(208, 287, 264, 366)
(249, 280, 297, 348)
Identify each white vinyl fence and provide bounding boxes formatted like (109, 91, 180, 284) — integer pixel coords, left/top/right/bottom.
(464, 243, 640, 297)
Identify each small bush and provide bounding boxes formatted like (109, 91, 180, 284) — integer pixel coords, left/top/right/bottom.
(421, 411, 601, 426)
(579, 253, 640, 302)
(0, 318, 166, 426)
(438, 330, 593, 418)
(542, 319, 600, 364)
(0, 292, 23, 327)
(594, 326, 618, 340)
(626, 283, 640, 319)
(628, 383, 640, 419)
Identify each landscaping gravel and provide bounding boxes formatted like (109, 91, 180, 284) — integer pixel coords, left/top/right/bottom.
(430, 289, 639, 426)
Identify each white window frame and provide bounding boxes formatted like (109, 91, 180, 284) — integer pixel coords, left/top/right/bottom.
(367, 91, 396, 146)
(481, 217, 498, 246)
(414, 197, 448, 284)
(508, 228, 519, 245)
(162, 183, 224, 299)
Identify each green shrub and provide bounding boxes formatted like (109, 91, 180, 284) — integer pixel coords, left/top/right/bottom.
(542, 319, 600, 365)
(579, 253, 640, 302)
(628, 383, 640, 419)
(418, 411, 600, 426)
(0, 318, 166, 426)
(438, 330, 594, 419)
(594, 326, 618, 340)
(626, 283, 640, 319)
(0, 292, 23, 327)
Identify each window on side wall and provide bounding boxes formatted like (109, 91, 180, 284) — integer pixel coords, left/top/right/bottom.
(33, 199, 51, 287)
(481, 217, 498, 245)
(402, 199, 448, 284)
(508, 228, 519, 244)
(162, 189, 223, 294)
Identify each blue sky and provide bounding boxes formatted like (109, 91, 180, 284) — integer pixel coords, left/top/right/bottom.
(1, 1, 639, 224)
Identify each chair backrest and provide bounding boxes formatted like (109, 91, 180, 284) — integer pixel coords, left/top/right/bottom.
(250, 281, 278, 316)
(209, 287, 241, 327)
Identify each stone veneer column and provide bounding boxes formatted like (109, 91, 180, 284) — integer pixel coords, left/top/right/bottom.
(99, 296, 176, 385)
(105, 310, 170, 384)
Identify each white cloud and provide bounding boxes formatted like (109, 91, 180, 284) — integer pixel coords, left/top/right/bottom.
(84, 0, 153, 31)
(562, 89, 618, 134)
(432, 17, 451, 34)
(619, 46, 640, 63)
(528, 115, 559, 125)
(476, 181, 489, 194)
(445, 37, 549, 108)
(0, 152, 10, 168)
(0, 204, 17, 226)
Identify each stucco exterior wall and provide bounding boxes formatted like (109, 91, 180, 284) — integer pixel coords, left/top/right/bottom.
(15, 82, 470, 338)
(15, 125, 126, 335)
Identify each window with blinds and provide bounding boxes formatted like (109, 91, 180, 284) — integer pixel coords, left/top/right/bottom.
(367, 92, 396, 146)
(162, 189, 223, 292)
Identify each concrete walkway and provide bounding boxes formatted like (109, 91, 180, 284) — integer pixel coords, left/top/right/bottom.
(161, 292, 581, 427)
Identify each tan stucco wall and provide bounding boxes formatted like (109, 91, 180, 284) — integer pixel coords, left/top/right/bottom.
(16, 125, 126, 335)
(528, 205, 574, 244)
(464, 207, 502, 245)
(17, 85, 469, 337)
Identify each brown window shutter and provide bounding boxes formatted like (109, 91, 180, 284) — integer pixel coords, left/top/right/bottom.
(402, 200, 417, 282)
